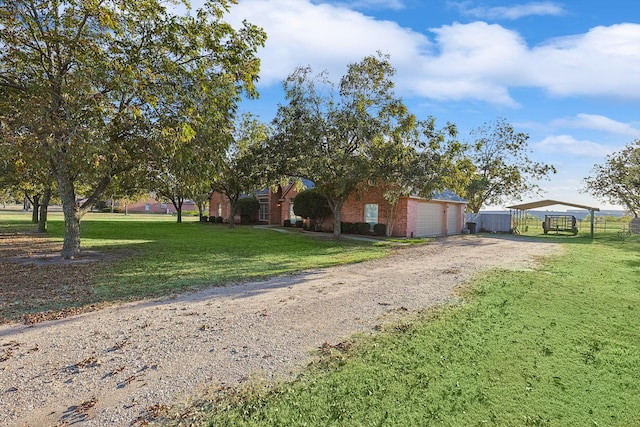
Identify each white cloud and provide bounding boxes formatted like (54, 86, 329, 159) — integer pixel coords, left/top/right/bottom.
(208, 1, 640, 105)
(453, 1, 565, 20)
(552, 114, 640, 138)
(529, 24, 640, 99)
(534, 135, 612, 157)
(412, 21, 530, 105)
(226, 0, 429, 85)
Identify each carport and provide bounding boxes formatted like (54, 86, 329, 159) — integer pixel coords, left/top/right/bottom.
(506, 199, 600, 238)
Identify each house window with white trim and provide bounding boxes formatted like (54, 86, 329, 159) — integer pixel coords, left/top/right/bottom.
(364, 203, 379, 227)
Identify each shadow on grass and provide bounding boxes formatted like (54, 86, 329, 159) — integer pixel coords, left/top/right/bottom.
(0, 219, 388, 324)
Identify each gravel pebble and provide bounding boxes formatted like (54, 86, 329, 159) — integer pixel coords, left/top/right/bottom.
(0, 235, 559, 426)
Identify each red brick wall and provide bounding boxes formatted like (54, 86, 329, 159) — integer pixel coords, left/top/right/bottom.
(321, 186, 411, 236)
(208, 192, 230, 220)
(209, 184, 305, 226)
(127, 198, 196, 214)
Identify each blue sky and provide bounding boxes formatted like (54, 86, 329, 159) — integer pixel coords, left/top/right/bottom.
(198, 0, 639, 210)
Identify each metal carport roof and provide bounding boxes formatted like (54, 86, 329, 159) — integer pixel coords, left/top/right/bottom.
(506, 199, 600, 212)
(506, 199, 599, 237)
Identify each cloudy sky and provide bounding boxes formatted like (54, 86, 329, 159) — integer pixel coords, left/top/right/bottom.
(196, 0, 640, 210)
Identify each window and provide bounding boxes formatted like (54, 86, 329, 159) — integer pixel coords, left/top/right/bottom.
(289, 200, 302, 222)
(259, 199, 269, 222)
(364, 203, 378, 226)
(216, 203, 222, 217)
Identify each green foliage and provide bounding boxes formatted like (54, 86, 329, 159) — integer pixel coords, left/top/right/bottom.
(236, 197, 260, 216)
(202, 236, 640, 426)
(0, 0, 265, 257)
(293, 190, 332, 219)
(0, 212, 387, 321)
(354, 222, 372, 235)
(271, 53, 415, 238)
(373, 223, 386, 236)
(341, 222, 354, 234)
(463, 118, 556, 213)
(210, 114, 273, 228)
(583, 139, 640, 217)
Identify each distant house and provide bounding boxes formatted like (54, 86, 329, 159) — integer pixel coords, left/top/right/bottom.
(209, 180, 309, 225)
(209, 180, 467, 238)
(126, 197, 197, 215)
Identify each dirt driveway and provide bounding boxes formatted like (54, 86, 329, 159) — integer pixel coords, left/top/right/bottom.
(0, 235, 559, 426)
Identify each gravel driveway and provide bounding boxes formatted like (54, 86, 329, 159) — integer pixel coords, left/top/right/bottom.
(0, 235, 559, 426)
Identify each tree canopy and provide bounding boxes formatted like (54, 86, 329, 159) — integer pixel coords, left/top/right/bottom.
(271, 53, 418, 238)
(583, 139, 640, 217)
(210, 113, 272, 228)
(462, 118, 556, 213)
(293, 189, 332, 220)
(0, 0, 265, 258)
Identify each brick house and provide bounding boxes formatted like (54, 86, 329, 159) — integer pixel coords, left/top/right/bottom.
(127, 196, 197, 214)
(209, 180, 467, 238)
(209, 179, 309, 226)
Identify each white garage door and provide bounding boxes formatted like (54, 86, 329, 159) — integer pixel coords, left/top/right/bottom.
(447, 205, 461, 235)
(416, 202, 444, 237)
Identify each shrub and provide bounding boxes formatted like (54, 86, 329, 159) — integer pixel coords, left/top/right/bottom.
(216, 216, 223, 223)
(341, 222, 354, 234)
(293, 190, 331, 220)
(355, 222, 372, 235)
(373, 223, 386, 236)
(283, 219, 291, 227)
(208, 216, 216, 223)
(295, 220, 304, 228)
(200, 215, 208, 222)
(237, 197, 260, 223)
(237, 197, 260, 215)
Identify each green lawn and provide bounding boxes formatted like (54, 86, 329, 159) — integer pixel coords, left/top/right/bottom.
(200, 233, 640, 427)
(0, 211, 388, 319)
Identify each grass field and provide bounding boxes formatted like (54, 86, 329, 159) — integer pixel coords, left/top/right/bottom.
(3, 211, 640, 426)
(199, 232, 640, 427)
(0, 211, 389, 320)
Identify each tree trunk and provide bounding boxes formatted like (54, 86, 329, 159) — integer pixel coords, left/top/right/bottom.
(385, 201, 398, 237)
(329, 199, 344, 239)
(28, 194, 40, 224)
(58, 178, 82, 259)
(227, 196, 239, 228)
(37, 187, 52, 233)
(176, 198, 184, 223)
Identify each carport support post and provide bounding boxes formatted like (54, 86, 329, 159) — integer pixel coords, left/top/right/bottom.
(590, 209, 595, 238)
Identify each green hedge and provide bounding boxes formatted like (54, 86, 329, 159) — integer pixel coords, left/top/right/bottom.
(341, 222, 354, 234)
(355, 222, 371, 235)
(373, 223, 386, 236)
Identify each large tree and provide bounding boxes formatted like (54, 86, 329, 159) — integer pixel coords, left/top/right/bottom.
(0, 0, 265, 258)
(210, 113, 272, 228)
(367, 117, 464, 236)
(462, 118, 556, 213)
(0, 126, 54, 231)
(271, 53, 413, 238)
(583, 139, 640, 217)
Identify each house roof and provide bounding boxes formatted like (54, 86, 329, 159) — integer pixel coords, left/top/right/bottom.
(432, 189, 467, 203)
(409, 189, 466, 203)
(506, 199, 600, 212)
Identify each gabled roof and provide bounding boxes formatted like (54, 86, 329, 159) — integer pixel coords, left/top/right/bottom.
(506, 199, 600, 211)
